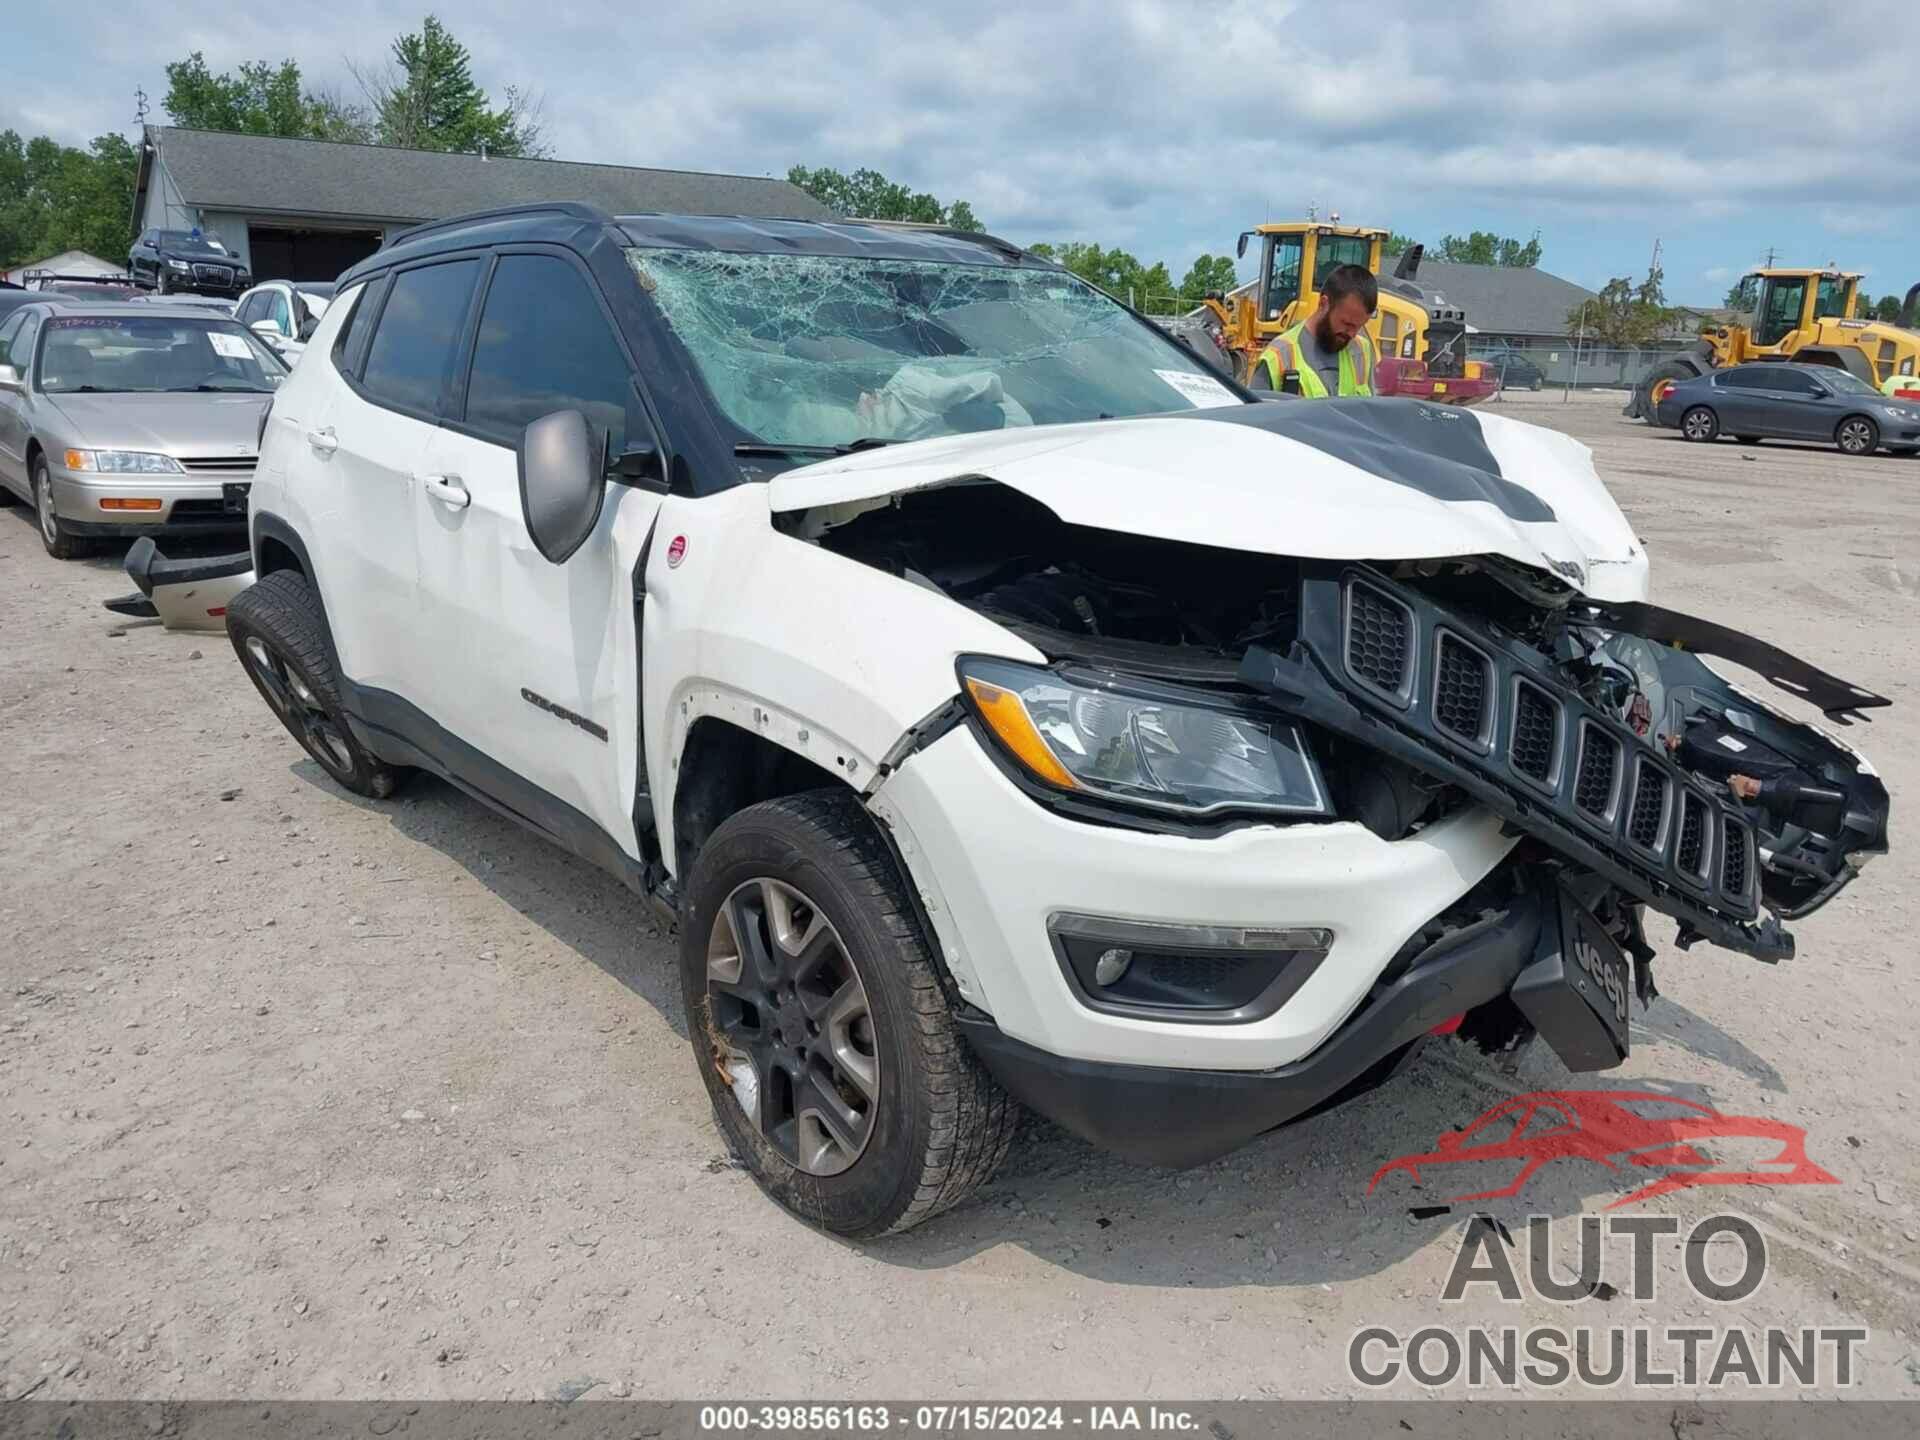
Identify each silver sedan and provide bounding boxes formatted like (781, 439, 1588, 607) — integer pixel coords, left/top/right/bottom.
(0, 302, 287, 558)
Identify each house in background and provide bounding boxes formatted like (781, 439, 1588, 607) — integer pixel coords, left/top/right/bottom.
(1407, 259, 1598, 351)
(130, 126, 836, 283)
(3, 249, 120, 284)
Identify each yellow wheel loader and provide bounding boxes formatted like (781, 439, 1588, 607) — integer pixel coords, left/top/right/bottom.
(1194, 222, 1497, 404)
(1629, 270, 1920, 419)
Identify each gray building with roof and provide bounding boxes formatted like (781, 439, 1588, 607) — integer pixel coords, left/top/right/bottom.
(131, 126, 835, 282)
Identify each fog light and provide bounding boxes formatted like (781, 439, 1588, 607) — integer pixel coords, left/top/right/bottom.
(1094, 948, 1133, 986)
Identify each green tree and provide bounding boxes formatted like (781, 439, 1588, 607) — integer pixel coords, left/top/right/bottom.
(786, 165, 980, 230)
(1023, 240, 1179, 312)
(1567, 264, 1674, 348)
(1382, 232, 1422, 256)
(1436, 229, 1542, 267)
(0, 130, 139, 268)
(356, 16, 545, 156)
(1177, 253, 1239, 302)
(1875, 294, 1904, 323)
(163, 52, 371, 142)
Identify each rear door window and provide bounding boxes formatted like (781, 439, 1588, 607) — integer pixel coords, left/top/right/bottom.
(1774, 369, 1823, 395)
(460, 253, 637, 455)
(358, 260, 479, 416)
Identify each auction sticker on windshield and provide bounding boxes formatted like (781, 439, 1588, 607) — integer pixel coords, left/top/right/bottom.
(207, 332, 254, 360)
(1155, 369, 1240, 408)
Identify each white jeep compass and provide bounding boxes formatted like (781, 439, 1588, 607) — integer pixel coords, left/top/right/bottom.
(228, 203, 1892, 1236)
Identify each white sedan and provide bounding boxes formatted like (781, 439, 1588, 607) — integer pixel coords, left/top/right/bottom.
(233, 280, 335, 363)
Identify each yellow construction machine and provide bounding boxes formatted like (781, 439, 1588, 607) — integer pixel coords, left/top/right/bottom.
(1194, 220, 1497, 403)
(1631, 269, 1920, 417)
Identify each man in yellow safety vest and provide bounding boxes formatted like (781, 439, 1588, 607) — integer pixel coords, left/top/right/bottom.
(1249, 264, 1377, 397)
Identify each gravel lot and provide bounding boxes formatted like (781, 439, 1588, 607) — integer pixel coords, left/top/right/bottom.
(3, 390, 1916, 1402)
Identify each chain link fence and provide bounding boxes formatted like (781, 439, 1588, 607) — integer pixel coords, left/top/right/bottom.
(1469, 340, 1693, 391)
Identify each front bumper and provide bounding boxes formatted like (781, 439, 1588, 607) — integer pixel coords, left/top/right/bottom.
(958, 884, 1550, 1168)
(870, 724, 1520, 1073)
(48, 467, 249, 534)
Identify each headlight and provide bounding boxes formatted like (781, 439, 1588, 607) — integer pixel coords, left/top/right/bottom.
(958, 657, 1330, 818)
(63, 449, 184, 474)
(167, 259, 190, 271)
(1883, 406, 1916, 421)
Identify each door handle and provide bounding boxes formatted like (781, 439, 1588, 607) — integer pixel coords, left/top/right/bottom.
(421, 473, 470, 510)
(305, 426, 337, 455)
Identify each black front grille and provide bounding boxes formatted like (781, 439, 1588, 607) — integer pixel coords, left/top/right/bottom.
(1433, 632, 1491, 743)
(1627, 762, 1668, 850)
(1721, 820, 1750, 898)
(1677, 793, 1710, 879)
(1510, 680, 1561, 783)
(1346, 583, 1412, 698)
(192, 263, 234, 285)
(1573, 725, 1619, 819)
(179, 456, 256, 473)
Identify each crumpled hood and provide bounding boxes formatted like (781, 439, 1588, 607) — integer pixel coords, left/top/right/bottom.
(770, 398, 1650, 601)
(47, 391, 270, 458)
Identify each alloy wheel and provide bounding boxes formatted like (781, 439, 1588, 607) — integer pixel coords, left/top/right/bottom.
(705, 878, 879, 1176)
(242, 634, 356, 777)
(36, 467, 58, 547)
(1838, 419, 1873, 455)
(1682, 408, 1715, 441)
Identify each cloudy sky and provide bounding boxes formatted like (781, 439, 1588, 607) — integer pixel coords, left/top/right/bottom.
(11, 1, 1920, 305)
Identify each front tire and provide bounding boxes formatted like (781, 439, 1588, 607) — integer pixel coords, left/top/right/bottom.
(1680, 406, 1720, 443)
(680, 791, 1017, 1237)
(226, 570, 411, 799)
(1836, 416, 1879, 456)
(1632, 359, 1699, 422)
(33, 454, 90, 559)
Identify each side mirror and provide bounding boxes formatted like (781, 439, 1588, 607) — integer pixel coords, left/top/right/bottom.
(0, 363, 21, 391)
(1235, 232, 1251, 260)
(518, 409, 607, 564)
(251, 320, 280, 339)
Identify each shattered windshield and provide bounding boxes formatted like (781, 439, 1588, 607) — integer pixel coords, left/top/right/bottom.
(626, 248, 1242, 452)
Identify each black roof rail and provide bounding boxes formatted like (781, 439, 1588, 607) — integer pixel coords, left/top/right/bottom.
(381, 201, 615, 249)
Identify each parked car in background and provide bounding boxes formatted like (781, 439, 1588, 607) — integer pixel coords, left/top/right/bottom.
(0, 303, 286, 558)
(127, 229, 253, 297)
(1653, 361, 1920, 456)
(24, 273, 143, 302)
(235, 280, 336, 362)
(0, 288, 69, 322)
(1480, 347, 1546, 391)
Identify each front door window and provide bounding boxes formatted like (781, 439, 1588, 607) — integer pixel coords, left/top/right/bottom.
(1263, 234, 1304, 321)
(1755, 277, 1808, 347)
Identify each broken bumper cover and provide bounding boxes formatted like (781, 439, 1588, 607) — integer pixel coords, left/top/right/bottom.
(1241, 567, 1794, 961)
(958, 884, 1550, 1168)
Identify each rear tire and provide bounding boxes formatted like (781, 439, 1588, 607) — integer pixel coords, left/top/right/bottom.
(226, 570, 411, 799)
(680, 790, 1017, 1237)
(1680, 406, 1720, 443)
(1836, 416, 1879, 456)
